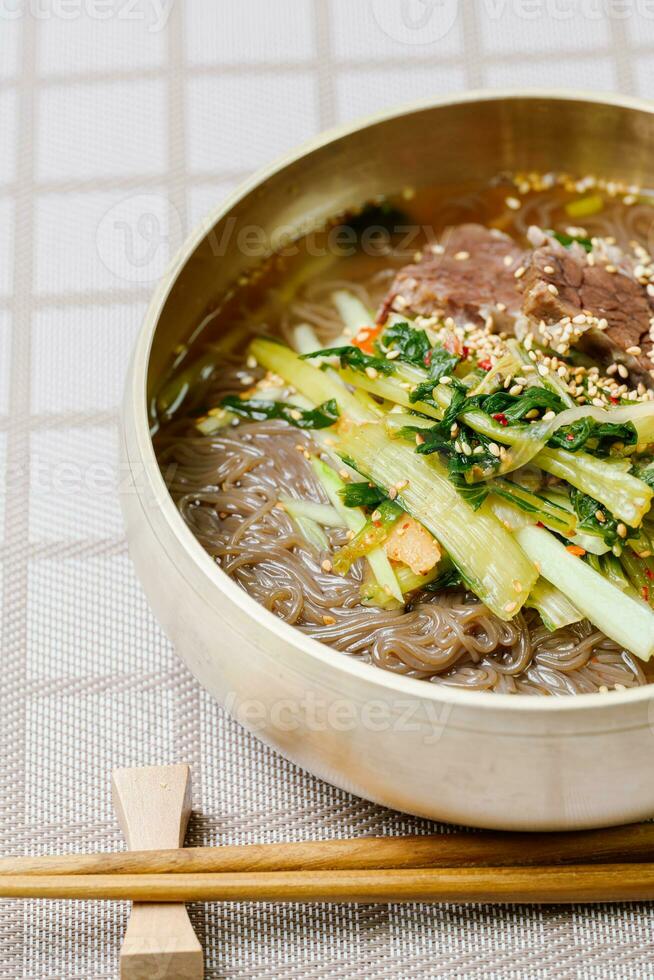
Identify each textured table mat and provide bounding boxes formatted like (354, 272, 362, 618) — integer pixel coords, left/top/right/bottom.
(1, 1, 654, 977)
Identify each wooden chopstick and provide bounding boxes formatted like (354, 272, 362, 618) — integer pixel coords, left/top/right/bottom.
(2, 864, 654, 904)
(3, 822, 654, 877)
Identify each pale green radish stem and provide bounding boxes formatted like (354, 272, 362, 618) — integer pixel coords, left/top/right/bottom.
(338, 365, 441, 419)
(279, 498, 345, 528)
(536, 447, 651, 527)
(515, 524, 654, 661)
(336, 421, 538, 619)
(249, 338, 371, 422)
(525, 579, 582, 631)
(289, 515, 329, 551)
(291, 323, 323, 355)
(332, 290, 374, 339)
(311, 457, 403, 603)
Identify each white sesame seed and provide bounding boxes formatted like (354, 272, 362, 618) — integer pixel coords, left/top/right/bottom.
(547, 283, 559, 295)
(365, 366, 378, 379)
(454, 250, 470, 261)
(503, 255, 514, 268)
(572, 313, 587, 325)
(617, 364, 629, 379)
(439, 376, 452, 385)
(505, 196, 521, 211)
(626, 345, 642, 356)
(321, 559, 333, 572)
(543, 265, 555, 274)
(538, 365, 550, 377)
(386, 349, 401, 360)
(489, 443, 501, 457)
(514, 266, 526, 279)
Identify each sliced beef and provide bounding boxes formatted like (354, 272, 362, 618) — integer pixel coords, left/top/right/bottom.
(520, 237, 654, 384)
(380, 224, 524, 330)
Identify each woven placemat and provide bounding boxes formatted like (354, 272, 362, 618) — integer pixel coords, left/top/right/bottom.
(2, 2, 654, 976)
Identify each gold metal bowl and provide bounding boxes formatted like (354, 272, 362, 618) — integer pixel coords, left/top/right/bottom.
(122, 92, 654, 830)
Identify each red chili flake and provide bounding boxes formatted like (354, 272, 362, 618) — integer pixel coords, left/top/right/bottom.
(423, 349, 433, 367)
(565, 432, 575, 441)
(642, 586, 650, 602)
(461, 345, 470, 358)
(610, 396, 619, 405)
(646, 569, 654, 581)
(536, 521, 545, 528)
(478, 358, 492, 371)
(492, 412, 509, 426)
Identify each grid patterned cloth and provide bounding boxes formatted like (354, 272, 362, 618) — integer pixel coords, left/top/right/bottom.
(2, 1, 654, 977)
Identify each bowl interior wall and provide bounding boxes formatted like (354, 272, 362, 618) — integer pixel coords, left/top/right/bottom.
(147, 94, 654, 398)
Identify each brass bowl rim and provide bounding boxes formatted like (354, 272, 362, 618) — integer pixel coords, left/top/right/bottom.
(133, 88, 654, 714)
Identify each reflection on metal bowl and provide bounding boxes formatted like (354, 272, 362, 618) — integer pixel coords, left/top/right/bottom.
(121, 91, 654, 830)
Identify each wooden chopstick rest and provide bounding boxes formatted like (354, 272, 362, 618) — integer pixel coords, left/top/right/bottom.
(112, 764, 203, 980)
